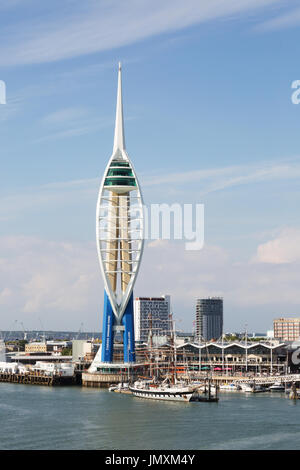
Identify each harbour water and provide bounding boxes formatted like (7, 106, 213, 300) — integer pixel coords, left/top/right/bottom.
(1, 383, 300, 450)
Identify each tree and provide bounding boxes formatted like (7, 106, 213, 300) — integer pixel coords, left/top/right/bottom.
(61, 348, 72, 356)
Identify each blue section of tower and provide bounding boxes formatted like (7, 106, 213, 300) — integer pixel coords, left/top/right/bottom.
(101, 291, 115, 362)
(122, 293, 135, 362)
(101, 290, 135, 363)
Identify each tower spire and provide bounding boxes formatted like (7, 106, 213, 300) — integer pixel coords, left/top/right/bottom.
(113, 62, 125, 153)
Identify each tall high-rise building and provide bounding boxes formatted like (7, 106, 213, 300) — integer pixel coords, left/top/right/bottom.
(134, 295, 171, 342)
(96, 63, 144, 363)
(274, 318, 300, 342)
(196, 297, 223, 341)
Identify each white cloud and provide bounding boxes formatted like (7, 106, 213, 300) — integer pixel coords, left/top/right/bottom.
(0, 236, 101, 329)
(1, 233, 300, 331)
(137, 237, 300, 329)
(254, 228, 300, 264)
(0, 0, 281, 66)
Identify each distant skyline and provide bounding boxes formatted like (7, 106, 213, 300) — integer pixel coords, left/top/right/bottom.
(1, 1, 300, 332)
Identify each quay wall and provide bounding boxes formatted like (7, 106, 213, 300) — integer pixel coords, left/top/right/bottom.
(0, 371, 75, 386)
(82, 372, 130, 388)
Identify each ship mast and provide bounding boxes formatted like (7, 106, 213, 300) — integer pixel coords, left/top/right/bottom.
(169, 314, 177, 385)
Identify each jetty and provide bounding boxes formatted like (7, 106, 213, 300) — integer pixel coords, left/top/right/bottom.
(210, 373, 300, 387)
(0, 370, 75, 386)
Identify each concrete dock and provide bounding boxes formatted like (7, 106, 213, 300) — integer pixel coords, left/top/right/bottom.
(0, 371, 75, 386)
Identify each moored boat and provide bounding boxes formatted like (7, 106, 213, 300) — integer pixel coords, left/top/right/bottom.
(239, 382, 266, 393)
(269, 382, 285, 392)
(219, 383, 240, 392)
(129, 380, 195, 402)
(196, 383, 217, 395)
(239, 383, 254, 393)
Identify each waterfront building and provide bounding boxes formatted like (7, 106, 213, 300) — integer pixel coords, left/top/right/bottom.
(274, 317, 300, 342)
(25, 342, 47, 353)
(72, 340, 93, 362)
(46, 340, 72, 353)
(6, 353, 73, 365)
(95, 63, 144, 364)
(175, 332, 194, 346)
(134, 295, 171, 342)
(175, 341, 287, 374)
(196, 297, 223, 341)
(32, 362, 74, 377)
(0, 339, 5, 362)
(132, 340, 289, 376)
(25, 341, 71, 354)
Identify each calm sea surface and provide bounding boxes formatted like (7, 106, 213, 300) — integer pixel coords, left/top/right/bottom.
(1, 383, 300, 450)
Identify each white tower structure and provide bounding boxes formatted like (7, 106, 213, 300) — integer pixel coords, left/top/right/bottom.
(96, 63, 144, 363)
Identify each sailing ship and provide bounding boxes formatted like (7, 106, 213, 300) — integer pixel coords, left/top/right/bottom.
(129, 378, 196, 402)
(130, 315, 196, 402)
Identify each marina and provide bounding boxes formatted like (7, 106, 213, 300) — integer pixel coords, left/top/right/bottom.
(1, 382, 300, 450)
(2, 334, 300, 402)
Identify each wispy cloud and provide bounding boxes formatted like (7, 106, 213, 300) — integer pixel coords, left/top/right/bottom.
(255, 6, 300, 31)
(42, 107, 91, 124)
(0, 94, 24, 122)
(0, 0, 282, 66)
(0, 178, 99, 222)
(142, 157, 300, 195)
(35, 106, 116, 143)
(1, 156, 300, 222)
(0, 0, 26, 10)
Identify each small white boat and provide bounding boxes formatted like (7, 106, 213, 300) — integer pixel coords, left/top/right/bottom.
(239, 383, 254, 393)
(196, 384, 217, 395)
(219, 383, 239, 392)
(239, 383, 266, 393)
(109, 382, 130, 393)
(269, 382, 285, 392)
(118, 382, 129, 390)
(252, 384, 266, 393)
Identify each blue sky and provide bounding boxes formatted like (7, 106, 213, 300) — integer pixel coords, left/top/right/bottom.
(1, 0, 300, 333)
